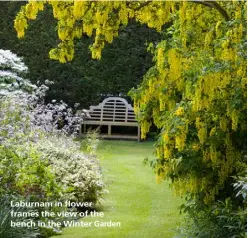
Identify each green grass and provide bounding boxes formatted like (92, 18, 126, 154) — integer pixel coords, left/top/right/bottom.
(52, 140, 183, 238)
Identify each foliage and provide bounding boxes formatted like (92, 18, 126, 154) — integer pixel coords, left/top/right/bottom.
(0, 85, 82, 144)
(15, 1, 160, 62)
(34, 133, 105, 204)
(0, 49, 35, 95)
(0, 50, 83, 143)
(176, 206, 246, 238)
(80, 128, 100, 156)
(0, 82, 104, 203)
(13, 0, 247, 235)
(0, 147, 64, 237)
(0, 195, 40, 238)
(130, 1, 247, 206)
(0, 95, 98, 237)
(176, 178, 247, 238)
(0, 49, 27, 73)
(0, 2, 159, 108)
(14, 1, 231, 62)
(0, 49, 105, 236)
(0, 145, 61, 199)
(233, 176, 247, 202)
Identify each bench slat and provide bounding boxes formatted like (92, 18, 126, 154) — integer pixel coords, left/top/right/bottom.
(83, 121, 138, 126)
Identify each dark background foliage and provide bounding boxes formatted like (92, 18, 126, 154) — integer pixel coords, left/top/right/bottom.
(0, 1, 161, 109)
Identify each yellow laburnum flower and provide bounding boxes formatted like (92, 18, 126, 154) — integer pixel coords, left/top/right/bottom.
(215, 21, 222, 37)
(231, 110, 239, 131)
(175, 107, 184, 116)
(156, 174, 163, 184)
(220, 117, 227, 132)
(192, 143, 200, 151)
(198, 127, 207, 144)
(163, 146, 171, 159)
(159, 99, 165, 111)
(210, 146, 218, 164)
(210, 127, 216, 136)
(163, 133, 169, 142)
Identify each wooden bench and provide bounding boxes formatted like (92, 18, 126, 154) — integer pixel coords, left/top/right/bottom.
(80, 97, 140, 142)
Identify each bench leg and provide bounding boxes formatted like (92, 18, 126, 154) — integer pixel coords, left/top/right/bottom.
(79, 124, 82, 136)
(137, 125, 141, 142)
(108, 125, 111, 136)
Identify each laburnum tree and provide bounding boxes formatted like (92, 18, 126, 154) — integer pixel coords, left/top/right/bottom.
(14, 1, 246, 207)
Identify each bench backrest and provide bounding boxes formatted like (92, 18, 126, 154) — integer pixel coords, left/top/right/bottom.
(85, 97, 137, 123)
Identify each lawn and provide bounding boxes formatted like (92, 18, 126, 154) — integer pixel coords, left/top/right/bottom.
(52, 140, 183, 238)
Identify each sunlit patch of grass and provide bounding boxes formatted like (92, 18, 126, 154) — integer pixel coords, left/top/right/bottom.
(52, 140, 183, 238)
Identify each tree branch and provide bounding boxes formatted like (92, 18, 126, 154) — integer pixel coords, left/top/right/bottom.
(126, 1, 230, 23)
(192, 1, 230, 21)
(207, 1, 230, 21)
(126, 1, 152, 12)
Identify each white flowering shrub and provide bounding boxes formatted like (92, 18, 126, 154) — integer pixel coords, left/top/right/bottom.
(0, 49, 35, 95)
(0, 49, 83, 141)
(0, 49, 104, 237)
(0, 78, 104, 205)
(0, 84, 85, 145)
(35, 134, 104, 203)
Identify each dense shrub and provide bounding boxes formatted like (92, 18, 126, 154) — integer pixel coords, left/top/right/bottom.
(0, 192, 72, 237)
(0, 49, 35, 95)
(0, 86, 83, 144)
(34, 134, 104, 204)
(176, 178, 247, 238)
(0, 145, 61, 199)
(0, 93, 104, 204)
(0, 196, 40, 238)
(0, 49, 105, 237)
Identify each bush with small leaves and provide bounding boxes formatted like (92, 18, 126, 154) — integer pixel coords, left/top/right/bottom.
(0, 49, 104, 237)
(176, 178, 247, 238)
(0, 195, 40, 238)
(33, 133, 105, 204)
